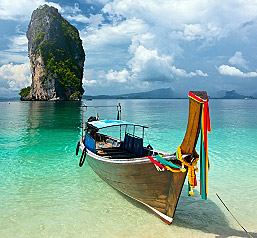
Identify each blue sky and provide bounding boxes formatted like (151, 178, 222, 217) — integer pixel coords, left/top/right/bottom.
(1, 0, 257, 97)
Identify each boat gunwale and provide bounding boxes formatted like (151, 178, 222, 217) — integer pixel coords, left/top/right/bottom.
(80, 139, 155, 164)
(80, 138, 189, 165)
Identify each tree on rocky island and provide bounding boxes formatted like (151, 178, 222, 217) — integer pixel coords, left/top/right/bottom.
(20, 4, 85, 101)
(19, 86, 31, 101)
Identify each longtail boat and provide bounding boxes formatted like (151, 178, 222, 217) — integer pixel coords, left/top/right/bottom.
(76, 91, 211, 224)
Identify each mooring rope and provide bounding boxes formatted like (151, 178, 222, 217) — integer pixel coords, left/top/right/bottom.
(208, 182, 253, 238)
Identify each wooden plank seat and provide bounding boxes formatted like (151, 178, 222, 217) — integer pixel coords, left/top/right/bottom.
(98, 151, 125, 155)
(95, 133, 144, 159)
(102, 153, 138, 159)
(96, 144, 138, 159)
(96, 147, 122, 151)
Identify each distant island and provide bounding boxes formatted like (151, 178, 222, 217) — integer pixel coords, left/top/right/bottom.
(83, 88, 180, 99)
(1, 88, 255, 100)
(83, 88, 256, 100)
(19, 4, 85, 101)
(212, 90, 254, 99)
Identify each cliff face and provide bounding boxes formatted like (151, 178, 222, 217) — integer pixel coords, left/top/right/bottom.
(26, 4, 85, 100)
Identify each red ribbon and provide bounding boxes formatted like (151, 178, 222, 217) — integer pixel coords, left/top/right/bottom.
(188, 91, 211, 151)
(189, 91, 211, 199)
(145, 156, 166, 169)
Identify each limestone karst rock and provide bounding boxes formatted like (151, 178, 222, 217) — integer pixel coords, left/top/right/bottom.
(24, 4, 85, 100)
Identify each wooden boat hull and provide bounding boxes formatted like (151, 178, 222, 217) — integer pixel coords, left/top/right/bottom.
(80, 141, 187, 224)
(77, 91, 209, 224)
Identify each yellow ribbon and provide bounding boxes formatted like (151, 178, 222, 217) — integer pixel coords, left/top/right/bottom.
(177, 145, 199, 191)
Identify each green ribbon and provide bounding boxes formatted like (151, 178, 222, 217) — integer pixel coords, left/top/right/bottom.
(155, 154, 183, 170)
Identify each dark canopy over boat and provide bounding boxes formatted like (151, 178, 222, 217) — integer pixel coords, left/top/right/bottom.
(76, 91, 211, 224)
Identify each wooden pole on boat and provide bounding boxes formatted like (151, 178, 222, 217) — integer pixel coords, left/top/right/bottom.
(118, 103, 122, 140)
(180, 91, 208, 155)
(165, 91, 208, 220)
(82, 107, 84, 138)
(119, 103, 121, 120)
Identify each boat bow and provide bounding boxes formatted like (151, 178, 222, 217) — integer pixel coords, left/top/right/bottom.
(76, 91, 211, 224)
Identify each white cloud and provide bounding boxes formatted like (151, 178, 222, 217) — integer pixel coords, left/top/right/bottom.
(218, 65, 257, 77)
(81, 0, 244, 91)
(67, 14, 89, 24)
(129, 45, 172, 73)
(172, 23, 223, 42)
(103, 0, 257, 26)
(83, 23, 208, 86)
(196, 70, 208, 77)
(171, 66, 208, 78)
(63, 3, 100, 25)
(171, 66, 208, 77)
(0, 0, 61, 21)
(83, 69, 105, 86)
(87, 14, 104, 28)
(2, 0, 257, 96)
(128, 45, 172, 81)
(102, 0, 243, 43)
(67, 13, 104, 28)
(84, 68, 130, 85)
(101, 0, 257, 55)
(0, 63, 31, 91)
(106, 69, 130, 83)
(59, 3, 81, 15)
(0, 34, 28, 65)
(85, 0, 110, 4)
(170, 66, 194, 77)
(81, 18, 148, 49)
(6, 34, 28, 53)
(83, 79, 97, 86)
(229, 51, 249, 69)
(0, 52, 28, 65)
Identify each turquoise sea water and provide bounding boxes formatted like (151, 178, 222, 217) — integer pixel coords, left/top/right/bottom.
(0, 99, 256, 238)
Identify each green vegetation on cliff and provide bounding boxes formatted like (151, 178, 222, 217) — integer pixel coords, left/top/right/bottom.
(24, 4, 85, 101)
(19, 86, 31, 98)
(38, 10, 84, 97)
(37, 13, 84, 95)
(40, 38, 83, 95)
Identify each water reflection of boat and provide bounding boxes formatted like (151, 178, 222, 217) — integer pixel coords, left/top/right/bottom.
(76, 91, 211, 224)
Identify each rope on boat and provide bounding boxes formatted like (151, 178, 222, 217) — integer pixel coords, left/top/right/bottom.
(208, 182, 253, 238)
(177, 145, 199, 195)
(147, 149, 200, 195)
(76, 141, 80, 156)
(79, 147, 86, 167)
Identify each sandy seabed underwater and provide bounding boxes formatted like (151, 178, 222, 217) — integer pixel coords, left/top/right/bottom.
(0, 98, 256, 238)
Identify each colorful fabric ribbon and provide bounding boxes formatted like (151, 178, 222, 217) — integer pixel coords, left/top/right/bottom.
(188, 91, 211, 200)
(146, 156, 166, 169)
(177, 145, 199, 196)
(146, 155, 186, 172)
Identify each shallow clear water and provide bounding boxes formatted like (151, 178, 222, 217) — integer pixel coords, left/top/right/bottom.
(0, 99, 256, 238)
